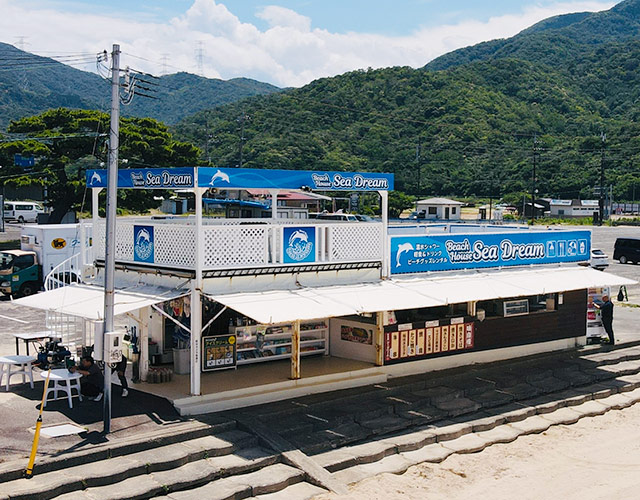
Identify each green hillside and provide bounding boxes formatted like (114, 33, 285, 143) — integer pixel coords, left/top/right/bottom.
(0, 42, 280, 129)
(174, 51, 640, 202)
(426, 0, 640, 71)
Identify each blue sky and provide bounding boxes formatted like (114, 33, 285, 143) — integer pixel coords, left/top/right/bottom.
(33, 0, 616, 34)
(6, 1, 618, 86)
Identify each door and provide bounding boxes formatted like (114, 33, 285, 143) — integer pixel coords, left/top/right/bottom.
(445, 207, 450, 219)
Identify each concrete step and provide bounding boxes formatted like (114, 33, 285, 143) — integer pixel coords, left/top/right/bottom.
(151, 463, 305, 500)
(76, 447, 277, 500)
(0, 418, 237, 484)
(3, 430, 258, 500)
(328, 386, 640, 485)
(249, 482, 328, 500)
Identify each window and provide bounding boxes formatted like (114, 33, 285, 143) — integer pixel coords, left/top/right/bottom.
(428, 207, 437, 215)
(558, 210, 565, 215)
(15, 204, 33, 211)
(4, 204, 13, 211)
(451, 207, 457, 215)
(13, 254, 35, 271)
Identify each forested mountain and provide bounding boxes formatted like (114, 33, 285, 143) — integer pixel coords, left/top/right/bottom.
(0, 42, 280, 128)
(174, 0, 640, 203)
(426, 0, 640, 71)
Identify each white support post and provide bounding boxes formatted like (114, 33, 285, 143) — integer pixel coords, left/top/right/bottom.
(269, 189, 279, 263)
(380, 191, 389, 278)
(91, 188, 102, 224)
(190, 184, 204, 396)
(79, 220, 87, 268)
(139, 306, 149, 383)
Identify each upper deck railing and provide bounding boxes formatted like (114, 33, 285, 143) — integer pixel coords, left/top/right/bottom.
(93, 217, 384, 272)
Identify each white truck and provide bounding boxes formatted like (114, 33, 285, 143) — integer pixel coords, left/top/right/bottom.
(0, 224, 90, 297)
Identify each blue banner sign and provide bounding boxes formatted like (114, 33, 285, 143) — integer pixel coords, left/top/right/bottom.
(14, 154, 35, 168)
(134, 225, 155, 263)
(198, 167, 393, 191)
(391, 230, 591, 274)
(87, 168, 195, 189)
(87, 167, 393, 191)
(282, 226, 316, 264)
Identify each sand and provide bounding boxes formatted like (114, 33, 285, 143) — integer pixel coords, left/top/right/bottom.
(314, 404, 640, 500)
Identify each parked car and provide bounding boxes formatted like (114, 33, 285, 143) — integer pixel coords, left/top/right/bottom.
(3, 201, 45, 223)
(589, 249, 609, 270)
(613, 237, 640, 264)
(315, 213, 359, 222)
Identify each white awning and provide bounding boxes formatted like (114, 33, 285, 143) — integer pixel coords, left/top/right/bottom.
(14, 284, 189, 321)
(208, 267, 635, 324)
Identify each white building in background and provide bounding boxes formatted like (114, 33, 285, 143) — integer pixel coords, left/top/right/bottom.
(415, 197, 464, 220)
(549, 199, 600, 218)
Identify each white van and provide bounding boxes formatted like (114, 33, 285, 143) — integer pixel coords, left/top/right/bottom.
(4, 201, 45, 223)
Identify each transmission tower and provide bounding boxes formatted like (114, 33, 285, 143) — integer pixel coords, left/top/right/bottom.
(161, 53, 169, 75)
(15, 36, 28, 51)
(195, 42, 204, 76)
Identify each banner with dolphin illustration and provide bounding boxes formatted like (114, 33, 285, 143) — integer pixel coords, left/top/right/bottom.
(87, 167, 393, 191)
(199, 167, 393, 191)
(391, 230, 591, 274)
(86, 168, 195, 189)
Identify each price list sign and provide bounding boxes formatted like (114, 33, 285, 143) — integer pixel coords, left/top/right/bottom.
(202, 335, 237, 371)
(384, 320, 475, 365)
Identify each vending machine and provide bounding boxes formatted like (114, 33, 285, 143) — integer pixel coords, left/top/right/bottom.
(587, 287, 610, 344)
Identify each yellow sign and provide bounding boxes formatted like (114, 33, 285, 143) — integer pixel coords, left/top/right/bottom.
(51, 238, 66, 249)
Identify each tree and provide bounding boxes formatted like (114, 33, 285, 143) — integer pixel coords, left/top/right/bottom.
(1, 108, 201, 218)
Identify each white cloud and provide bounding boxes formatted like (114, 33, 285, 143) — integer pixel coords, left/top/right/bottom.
(0, 0, 616, 87)
(256, 5, 311, 32)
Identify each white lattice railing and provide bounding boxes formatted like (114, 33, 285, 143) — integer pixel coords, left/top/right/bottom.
(94, 218, 384, 270)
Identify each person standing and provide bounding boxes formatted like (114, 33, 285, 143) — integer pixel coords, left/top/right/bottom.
(115, 355, 129, 397)
(595, 295, 615, 345)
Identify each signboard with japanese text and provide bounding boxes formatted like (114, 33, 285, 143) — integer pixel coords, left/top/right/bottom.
(384, 319, 474, 365)
(202, 335, 237, 371)
(391, 230, 591, 275)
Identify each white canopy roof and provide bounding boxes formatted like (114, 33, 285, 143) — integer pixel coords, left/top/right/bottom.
(14, 284, 189, 321)
(208, 267, 635, 325)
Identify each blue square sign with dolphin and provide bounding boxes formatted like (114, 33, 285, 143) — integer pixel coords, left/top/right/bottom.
(283, 227, 316, 264)
(134, 225, 154, 263)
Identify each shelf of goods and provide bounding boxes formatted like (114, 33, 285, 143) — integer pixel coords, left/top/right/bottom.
(232, 320, 328, 365)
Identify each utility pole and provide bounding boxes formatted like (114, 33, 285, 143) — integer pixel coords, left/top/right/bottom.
(416, 140, 421, 195)
(237, 112, 249, 168)
(531, 135, 538, 225)
(599, 132, 606, 225)
(103, 44, 121, 434)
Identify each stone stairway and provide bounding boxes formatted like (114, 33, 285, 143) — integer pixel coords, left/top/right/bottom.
(1, 427, 326, 500)
(2, 344, 640, 500)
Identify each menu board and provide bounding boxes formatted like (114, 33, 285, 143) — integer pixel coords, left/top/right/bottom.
(384, 321, 475, 365)
(202, 335, 237, 371)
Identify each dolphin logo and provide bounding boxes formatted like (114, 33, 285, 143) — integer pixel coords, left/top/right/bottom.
(136, 228, 151, 244)
(289, 229, 309, 246)
(209, 169, 230, 186)
(396, 242, 414, 268)
(89, 171, 102, 186)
